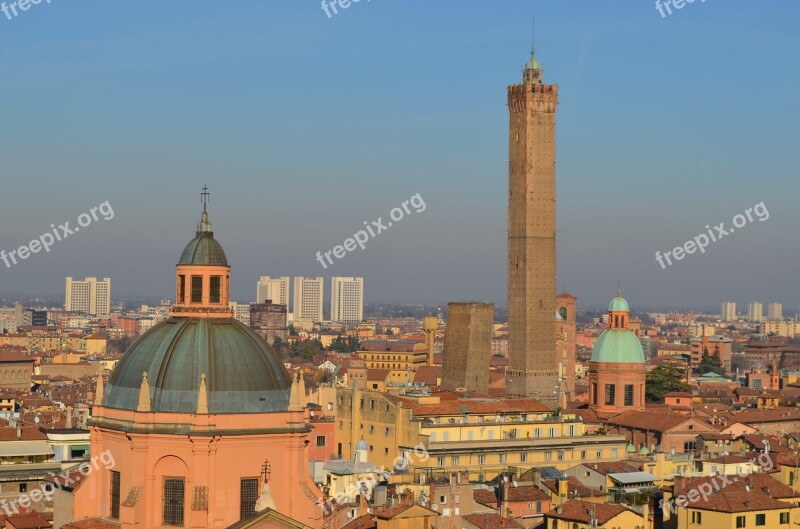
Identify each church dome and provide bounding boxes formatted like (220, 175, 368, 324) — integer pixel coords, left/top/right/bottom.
(608, 294, 630, 312)
(178, 211, 228, 266)
(103, 318, 291, 413)
(590, 330, 645, 364)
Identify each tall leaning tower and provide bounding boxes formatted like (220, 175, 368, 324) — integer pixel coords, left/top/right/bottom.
(506, 47, 559, 407)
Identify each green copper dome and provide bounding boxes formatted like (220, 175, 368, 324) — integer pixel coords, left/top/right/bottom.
(609, 295, 630, 312)
(590, 330, 645, 364)
(103, 318, 291, 413)
(178, 211, 228, 266)
(526, 55, 541, 70)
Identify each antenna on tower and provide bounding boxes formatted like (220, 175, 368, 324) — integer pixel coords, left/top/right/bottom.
(530, 16, 536, 57)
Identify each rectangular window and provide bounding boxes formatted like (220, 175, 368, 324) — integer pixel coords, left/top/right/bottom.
(240, 478, 259, 520)
(110, 471, 121, 519)
(545, 452, 552, 461)
(592, 383, 598, 405)
(499, 454, 506, 464)
(624, 384, 634, 406)
(191, 276, 203, 303)
(692, 511, 702, 524)
(520, 453, 527, 463)
(736, 515, 746, 528)
(437, 457, 445, 466)
(451, 456, 459, 466)
(781, 512, 789, 524)
(164, 478, 185, 526)
(536, 501, 541, 513)
(605, 384, 616, 406)
(756, 513, 766, 526)
(210, 276, 221, 304)
(581, 450, 586, 460)
(316, 435, 326, 447)
(611, 449, 618, 459)
(178, 275, 186, 303)
(478, 454, 485, 464)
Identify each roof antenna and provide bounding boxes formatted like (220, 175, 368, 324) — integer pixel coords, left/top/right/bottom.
(201, 184, 210, 213)
(531, 16, 536, 57)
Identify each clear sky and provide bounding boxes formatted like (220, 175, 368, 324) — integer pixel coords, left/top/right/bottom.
(0, 0, 798, 312)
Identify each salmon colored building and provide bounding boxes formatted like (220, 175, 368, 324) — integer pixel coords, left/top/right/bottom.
(71, 197, 323, 529)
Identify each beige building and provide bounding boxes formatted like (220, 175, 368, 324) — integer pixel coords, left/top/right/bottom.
(330, 277, 364, 323)
(256, 275, 290, 305)
(760, 320, 800, 337)
(65, 276, 111, 316)
(293, 276, 324, 321)
(335, 387, 629, 483)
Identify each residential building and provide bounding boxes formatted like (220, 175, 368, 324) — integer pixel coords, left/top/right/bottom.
(748, 302, 764, 322)
(544, 500, 644, 529)
(721, 301, 736, 322)
(65, 277, 111, 316)
(760, 320, 800, 338)
(357, 340, 428, 383)
(768, 302, 783, 321)
(330, 277, 364, 323)
(257, 276, 290, 306)
(294, 277, 324, 321)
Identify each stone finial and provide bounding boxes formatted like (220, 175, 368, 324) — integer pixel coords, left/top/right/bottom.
(94, 368, 104, 406)
(298, 372, 306, 409)
(288, 371, 301, 412)
(136, 371, 151, 413)
(197, 373, 209, 415)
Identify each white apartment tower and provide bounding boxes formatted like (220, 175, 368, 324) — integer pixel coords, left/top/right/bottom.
(748, 302, 763, 322)
(721, 301, 736, 322)
(293, 277, 324, 321)
(65, 277, 111, 316)
(256, 276, 290, 305)
(768, 302, 783, 321)
(330, 277, 364, 323)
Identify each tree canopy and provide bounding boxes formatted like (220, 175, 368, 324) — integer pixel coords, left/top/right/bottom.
(645, 365, 690, 403)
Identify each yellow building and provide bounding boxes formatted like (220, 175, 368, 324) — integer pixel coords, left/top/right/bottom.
(664, 473, 799, 529)
(336, 388, 629, 483)
(358, 340, 427, 374)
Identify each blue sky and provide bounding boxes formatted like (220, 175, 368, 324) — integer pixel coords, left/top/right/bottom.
(0, 0, 798, 312)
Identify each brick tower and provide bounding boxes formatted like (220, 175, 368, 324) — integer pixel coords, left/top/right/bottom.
(506, 46, 559, 407)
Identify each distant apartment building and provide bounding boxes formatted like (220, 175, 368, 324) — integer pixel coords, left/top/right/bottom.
(747, 302, 763, 322)
(293, 277, 323, 321)
(720, 301, 736, 322)
(65, 277, 111, 316)
(330, 277, 364, 323)
(229, 301, 252, 326)
(250, 300, 287, 344)
(768, 302, 783, 321)
(256, 276, 290, 305)
(760, 320, 800, 338)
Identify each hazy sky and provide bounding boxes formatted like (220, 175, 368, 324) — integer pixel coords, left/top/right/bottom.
(0, 1, 798, 312)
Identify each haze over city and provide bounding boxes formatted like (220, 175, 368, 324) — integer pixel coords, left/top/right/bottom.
(1, 1, 798, 310)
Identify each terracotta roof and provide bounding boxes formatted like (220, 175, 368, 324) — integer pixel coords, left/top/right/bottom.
(718, 408, 800, 425)
(6, 512, 53, 529)
(674, 474, 799, 513)
(372, 504, 437, 520)
(579, 461, 639, 476)
(606, 410, 700, 432)
(413, 366, 441, 386)
(397, 397, 549, 416)
(366, 370, 390, 381)
(707, 455, 750, 464)
(545, 500, 631, 524)
(62, 518, 120, 529)
(462, 513, 522, 529)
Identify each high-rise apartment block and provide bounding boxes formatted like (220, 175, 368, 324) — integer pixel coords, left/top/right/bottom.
(65, 277, 111, 316)
(768, 302, 783, 321)
(293, 277, 324, 321)
(256, 276, 290, 305)
(721, 302, 736, 322)
(330, 277, 364, 323)
(748, 302, 763, 322)
(441, 302, 493, 393)
(506, 48, 559, 407)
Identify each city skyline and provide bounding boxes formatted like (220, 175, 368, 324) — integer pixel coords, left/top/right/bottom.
(1, 2, 798, 310)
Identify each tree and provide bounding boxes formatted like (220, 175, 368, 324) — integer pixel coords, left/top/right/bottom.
(645, 365, 690, 403)
(288, 324, 298, 336)
(696, 348, 725, 376)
